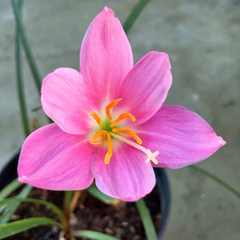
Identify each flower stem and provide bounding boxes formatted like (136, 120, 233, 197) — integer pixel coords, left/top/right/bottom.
(64, 191, 73, 214)
(15, 0, 31, 137)
(189, 165, 240, 199)
(123, 0, 150, 35)
(135, 198, 158, 240)
(63, 191, 73, 238)
(70, 191, 83, 213)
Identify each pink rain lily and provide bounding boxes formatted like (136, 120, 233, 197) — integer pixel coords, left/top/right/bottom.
(18, 7, 226, 201)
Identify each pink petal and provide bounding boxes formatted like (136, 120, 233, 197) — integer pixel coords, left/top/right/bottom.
(41, 68, 98, 135)
(80, 7, 133, 102)
(18, 124, 94, 190)
(91, 143, 156, 201)
(137, 105, 226, 169)
(115, 52, 172, 126)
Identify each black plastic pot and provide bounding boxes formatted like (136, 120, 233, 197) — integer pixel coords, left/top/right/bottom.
(0, 152, 19, 189)
(0, 152, 171, 239)
(154, 167, 171, 239)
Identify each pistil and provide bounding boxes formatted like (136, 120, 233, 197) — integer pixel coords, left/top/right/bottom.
(90, 130, 113, 164)
(110, 132, 159, 165)
(112, 128, 142, 144)
(89, 98, 160, 165)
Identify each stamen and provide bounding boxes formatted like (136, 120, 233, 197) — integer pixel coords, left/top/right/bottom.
(105, 99, 121, 120)
(110, 132, 159, 165)
(90, 130, 108, 143)
(89, 130, 113, 164)
(112, 128, 142, 145)
(105, 134, 113, 164)
(110, 113, 136, 128)
(90, 135, 106, 146)
(90, 111, 101, 126)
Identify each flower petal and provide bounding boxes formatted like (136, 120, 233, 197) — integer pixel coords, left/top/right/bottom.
(116, 52, 172, 126)
(80, 7, 133, 102)
(41, 68, 98, 135)
(137, 105, 226, 169)
(18, 124, 94, 190)
(91, 143, 156, 201)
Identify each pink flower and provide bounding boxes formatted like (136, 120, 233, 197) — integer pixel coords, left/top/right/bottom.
(18, 7, 226, 201)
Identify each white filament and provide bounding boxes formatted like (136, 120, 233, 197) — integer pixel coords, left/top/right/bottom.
(110, 132, 159, 165)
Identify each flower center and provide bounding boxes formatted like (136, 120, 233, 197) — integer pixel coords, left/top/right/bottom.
(89, 99, 159, 165)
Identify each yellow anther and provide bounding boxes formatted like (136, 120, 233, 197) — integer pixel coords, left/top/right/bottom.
(89, 99, 141, 165)
(89, 130, 113, 164)
(90, 130, 107, 142)
(90, 135, 106, 146)
(112, 128, 142, 145)
(90, 111, 101, 126)
(105, 98, 121, 120)
(105, 134, 113, 164)
(110, 113, 136, 128)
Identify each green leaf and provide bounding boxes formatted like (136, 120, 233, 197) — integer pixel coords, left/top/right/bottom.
(189, 165, 240, 199)
(0, 198, 67, 227)
(31, 106, 42, 112)
(135, 198, 158, 240)
(87, 185, 115, 205)
(10, 0, 42, 93)
(123, 0, 150, 35)
(15, 0, 31, 137)
(0, 184, 32, 224)
(0, 217, 61, 239)
(73, 230, 121, 240)
(0, 179, 22, 200)
(11, 0, 53, 124)
(64, 191, 73, 214)
(0, 179, 22, 214)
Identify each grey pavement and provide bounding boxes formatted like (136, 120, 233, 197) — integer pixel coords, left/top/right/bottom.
(0, 0, 240, 239)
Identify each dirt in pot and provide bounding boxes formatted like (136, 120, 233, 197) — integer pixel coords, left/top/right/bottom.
(4, 186, 162, 240)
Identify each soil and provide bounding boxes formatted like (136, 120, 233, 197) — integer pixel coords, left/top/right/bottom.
(5, 186, 161, 240)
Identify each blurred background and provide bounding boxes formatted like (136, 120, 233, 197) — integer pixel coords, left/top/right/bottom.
(0, 0, 239, 239)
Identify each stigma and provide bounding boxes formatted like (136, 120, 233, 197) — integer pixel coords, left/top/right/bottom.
(89, 99, 159, 165)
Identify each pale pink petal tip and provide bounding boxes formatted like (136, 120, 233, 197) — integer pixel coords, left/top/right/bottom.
(103, 6, 113, 14)
(137, 105, 226, 169)
(218, 137, 226, 146)
(104, 6, 109, 12)
(80, 5, 133, 102)
(18, 175, 27, 183)
(159, 52, 171, 69)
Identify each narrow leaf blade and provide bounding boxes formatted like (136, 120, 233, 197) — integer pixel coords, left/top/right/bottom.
(10, 0, 53, 124)
(189, 165, 240, 199)
(87, 185, 115, 205)
(10, 0, 42, 93)
(0, 179, 22, 200)
(31, 106, 42, 112)
(15, 0, 31, 137)
(0, 179, 22, 214)
(0, 197, 67, 227)
(0, 217, 61, 239)
(73, 230, 121, 240)
(123, 0, 150, 35)
(135, 198, 158, 240)
(0, 184, 32, 224)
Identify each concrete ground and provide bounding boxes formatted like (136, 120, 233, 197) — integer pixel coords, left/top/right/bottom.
(1, 0, 240, 239)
